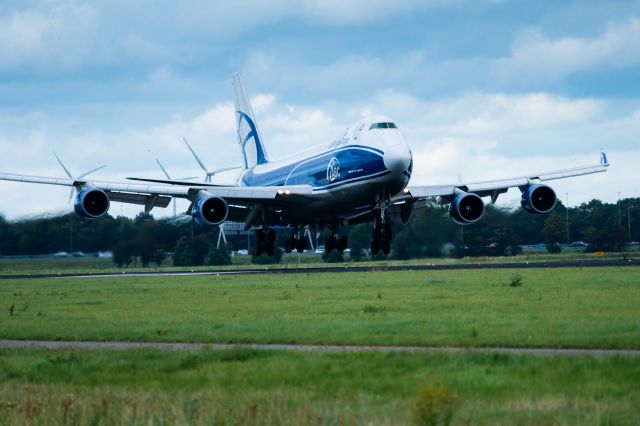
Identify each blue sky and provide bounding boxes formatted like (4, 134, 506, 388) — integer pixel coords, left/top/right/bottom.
(1, 0, 639, 219)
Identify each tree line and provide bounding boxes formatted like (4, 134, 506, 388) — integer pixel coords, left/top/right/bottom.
(0, 197, 638, 263)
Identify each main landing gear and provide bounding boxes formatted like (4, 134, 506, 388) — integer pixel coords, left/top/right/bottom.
(285, 229, 309, 254)
(255, 228, 276, 256)
(325, 232, 348, 253)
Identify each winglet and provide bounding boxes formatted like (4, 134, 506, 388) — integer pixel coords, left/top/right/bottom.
(600, 148, 609, 166)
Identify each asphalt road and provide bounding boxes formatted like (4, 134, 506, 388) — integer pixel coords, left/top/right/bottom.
(0, 259, 638, 280)
(1, 339, 638, 357)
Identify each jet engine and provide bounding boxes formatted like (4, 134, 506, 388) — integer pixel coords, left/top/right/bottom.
(449, 192, 485, 225)
(74, 188, 110, 218)
(521, 184, 557, 214)
(191, 195, 229, 226)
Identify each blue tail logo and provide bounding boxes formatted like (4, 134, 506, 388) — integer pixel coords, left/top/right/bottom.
(238, 111, 268, 169)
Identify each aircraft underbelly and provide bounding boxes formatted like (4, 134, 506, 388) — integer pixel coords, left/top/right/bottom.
(284, 178, 407, 225)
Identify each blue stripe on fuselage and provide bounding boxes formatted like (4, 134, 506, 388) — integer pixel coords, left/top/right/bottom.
(240, 145, 386, 190)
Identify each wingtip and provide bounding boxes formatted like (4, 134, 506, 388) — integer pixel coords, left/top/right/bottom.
(600, 148, 609, 166)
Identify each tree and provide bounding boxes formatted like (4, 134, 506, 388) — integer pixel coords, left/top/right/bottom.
(112, 241, 133, 268)
(172, 235, 212, 266)
(153, 249, 167, 267)
(543, 213, 566, 253)
(172, 236, 190, 266)
(347, 224, 372, 261)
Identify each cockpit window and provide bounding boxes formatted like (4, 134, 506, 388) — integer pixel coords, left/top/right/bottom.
(369, 122, 397, 130)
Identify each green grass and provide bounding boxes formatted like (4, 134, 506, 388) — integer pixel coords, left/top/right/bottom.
(0, 249, 636, 275)
(0, 348, 638, 425)
(2, 267, 639, 348)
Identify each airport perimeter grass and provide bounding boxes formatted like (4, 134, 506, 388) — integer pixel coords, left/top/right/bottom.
(1, 267, 639, 348)
(0, 249, 636, 276)
(0, 348, 639, 425)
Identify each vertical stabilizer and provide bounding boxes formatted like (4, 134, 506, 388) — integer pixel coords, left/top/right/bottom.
(233, 73, 269, 169)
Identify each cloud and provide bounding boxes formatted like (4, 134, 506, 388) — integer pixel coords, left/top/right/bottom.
(496, 19, 640, 82)
(0, 0, 476, 75)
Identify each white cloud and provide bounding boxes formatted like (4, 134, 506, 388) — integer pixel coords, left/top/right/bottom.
(0, 2, 99, 71)
(497, 19, 640, 82)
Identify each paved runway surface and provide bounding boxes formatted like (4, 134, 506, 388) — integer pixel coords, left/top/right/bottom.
(1, 259, 639, 280)
(1, 340, 639, 357)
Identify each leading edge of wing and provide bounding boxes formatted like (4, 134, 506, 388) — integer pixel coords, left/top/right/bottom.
(0, 171, 314, 205)
(402, 161, 608, 199)
(126, 177, 226, 186)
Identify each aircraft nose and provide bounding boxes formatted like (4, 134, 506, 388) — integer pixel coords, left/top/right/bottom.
(382, 138, 412, 176)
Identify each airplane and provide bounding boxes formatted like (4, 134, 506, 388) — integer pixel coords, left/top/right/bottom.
(0, 73, 609, 256)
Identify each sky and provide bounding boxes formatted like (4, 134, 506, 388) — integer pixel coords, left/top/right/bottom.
(1, 0, 639, 220)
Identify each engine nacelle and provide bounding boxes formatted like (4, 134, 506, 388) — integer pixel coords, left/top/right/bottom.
(449, 192, 485, 225)
(521, 184, 557, 214)
(74, 188, 110, 219)
(191, 195, 228, 226)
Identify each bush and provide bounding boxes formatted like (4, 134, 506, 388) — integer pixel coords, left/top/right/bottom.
(153, 249, 167, 267)
(509, 273, 524, 287)
(412, 385, 458, 426)
(208, 244, 232, 266)
(322, 250, 344, 262)
(173, 236, 212, 266)
(545, 242, 561, 253)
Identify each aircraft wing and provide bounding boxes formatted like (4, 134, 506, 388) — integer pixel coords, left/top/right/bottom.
(396, 159, 609, 203)
(0, 172, 314, 210)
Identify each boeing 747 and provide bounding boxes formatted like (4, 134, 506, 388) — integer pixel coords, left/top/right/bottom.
(0, 74, 609, 255)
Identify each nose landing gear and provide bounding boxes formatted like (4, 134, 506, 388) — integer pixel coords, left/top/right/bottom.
(371, 204, 392, 255)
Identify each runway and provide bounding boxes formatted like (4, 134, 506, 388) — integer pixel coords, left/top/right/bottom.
(1, 339, 638, 357)
(1, 259, 639, 280)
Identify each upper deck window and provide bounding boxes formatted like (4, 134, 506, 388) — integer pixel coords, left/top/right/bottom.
(369, 122, 397, 130)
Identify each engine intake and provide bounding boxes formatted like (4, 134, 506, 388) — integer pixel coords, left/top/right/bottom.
(74, 188, 110, 219)
(192, 195, 228, 226)
(449, 192, 485, 225)
(521, 184, 557, 214)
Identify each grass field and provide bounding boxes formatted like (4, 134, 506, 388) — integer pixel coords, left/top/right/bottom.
(0, 348, 639, 425)
(2, 266, 639, 424)
(0, 249, 636, 276)
(2, 267, 639, 348)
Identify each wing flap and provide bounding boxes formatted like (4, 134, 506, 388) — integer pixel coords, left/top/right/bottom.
(108, 192, 172, 208)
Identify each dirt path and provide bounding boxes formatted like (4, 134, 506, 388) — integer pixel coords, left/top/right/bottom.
(1, 340, 639, 357)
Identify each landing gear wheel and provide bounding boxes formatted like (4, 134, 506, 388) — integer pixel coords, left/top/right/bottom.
(255, 230, 265, 256)
(326, 234, 337, 253)
(382, 239, 391, 255)
(285, 234, 295, 253)
(382, 223, 392, 255)
(295, 237, 307, 253)
(265, 228, 276, 256)
(371, 225, 381, 255)
(337, 236, 348, 253)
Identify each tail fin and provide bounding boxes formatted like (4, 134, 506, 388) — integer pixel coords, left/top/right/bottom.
(233, 73, 269, 169)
